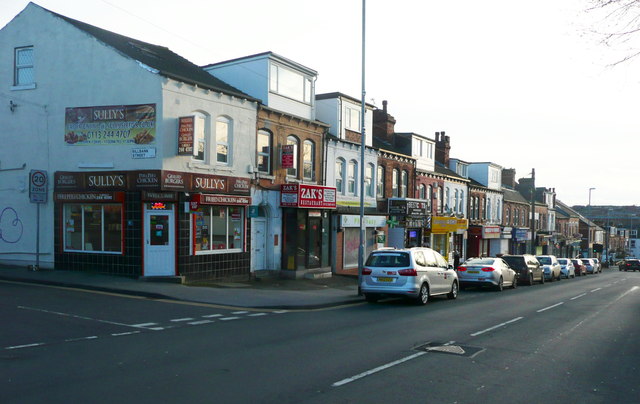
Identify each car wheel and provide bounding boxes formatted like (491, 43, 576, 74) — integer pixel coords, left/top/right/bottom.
(511, 277, 517, 289)
(540, 273, 545, 284)
(416, 283, 429, 305)
(364, 293, 379, 303)
(548, 273, 554, 282)
(496, 277, 504, 292)
(447, 281, 458, 299)
(528, 274, 534, 286)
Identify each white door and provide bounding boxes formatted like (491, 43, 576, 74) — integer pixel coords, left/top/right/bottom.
(252, 219, 267, 271)
(144, 205, 175, 276)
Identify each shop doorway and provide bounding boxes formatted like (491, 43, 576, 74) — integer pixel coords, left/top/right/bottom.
(144, 204, 175, 276)
(252, 218, 267, 271)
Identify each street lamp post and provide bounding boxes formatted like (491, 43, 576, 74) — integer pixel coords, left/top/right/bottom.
(529, 168, 536, 255)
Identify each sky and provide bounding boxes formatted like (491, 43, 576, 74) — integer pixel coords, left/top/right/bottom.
(2, 0, 639, 207)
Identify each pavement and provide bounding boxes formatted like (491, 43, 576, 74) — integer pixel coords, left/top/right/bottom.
(0, 266, 364, 310)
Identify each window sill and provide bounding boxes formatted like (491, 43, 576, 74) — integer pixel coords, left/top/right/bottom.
(257, 173, 275, 180)
(11, 83, 36, 91)
(195, 248, 243, 255)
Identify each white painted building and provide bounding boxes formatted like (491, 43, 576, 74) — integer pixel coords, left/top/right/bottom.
(0, 3, 258, 280)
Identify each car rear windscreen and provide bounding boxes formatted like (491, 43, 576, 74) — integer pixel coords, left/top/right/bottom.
(365, 253, 411, 267)
(537, 257, 551, 265)
(502, 257, 526, 270)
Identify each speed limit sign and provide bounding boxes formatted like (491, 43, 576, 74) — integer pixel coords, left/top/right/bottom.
(30, 169, 48, 203)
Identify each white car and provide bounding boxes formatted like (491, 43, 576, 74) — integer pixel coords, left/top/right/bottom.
(557, 258, 575, 279)
(536, 255, 562, 281)
(361, 247, 459, 305)
(456, 257, 517, 291)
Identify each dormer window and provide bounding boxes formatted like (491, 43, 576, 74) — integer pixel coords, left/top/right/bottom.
(269, 62, 312, 104)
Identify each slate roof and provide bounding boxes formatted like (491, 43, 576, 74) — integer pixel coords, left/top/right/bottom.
(46, 6, 256, 101)
(434, 161, 468, 182)
(502, 187, 530, 204)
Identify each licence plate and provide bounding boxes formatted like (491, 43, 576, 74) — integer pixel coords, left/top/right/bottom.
(377, 277, 393, 282)
(467, 270, 479, 274)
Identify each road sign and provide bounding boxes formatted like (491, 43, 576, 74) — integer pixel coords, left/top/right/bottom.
(30, 169, 48, 203)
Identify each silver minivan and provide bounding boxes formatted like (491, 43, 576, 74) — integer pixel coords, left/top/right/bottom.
(361, 247, 459, 305)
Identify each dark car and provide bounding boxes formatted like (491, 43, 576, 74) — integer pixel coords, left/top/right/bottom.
(571, 259, 585, 276)
(621, 259, 640, 272)
(501, 254, 545, 286)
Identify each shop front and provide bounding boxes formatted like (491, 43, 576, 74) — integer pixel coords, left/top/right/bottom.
(467, 225, 501, 258)
(429, 216, 469, 262)
(280, 184, 336, 278)
(387, 198, 429, 248)
(335, 214, 387, 275)
(54, 170, 251, 281)
(510, 228, 531, 254)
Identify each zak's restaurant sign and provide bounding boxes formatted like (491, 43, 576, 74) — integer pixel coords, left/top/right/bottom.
(64, 104, 156, 146)
(280, 184, 337, 209)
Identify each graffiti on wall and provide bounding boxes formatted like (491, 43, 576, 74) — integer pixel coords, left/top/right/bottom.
(0, 207, 24, 243)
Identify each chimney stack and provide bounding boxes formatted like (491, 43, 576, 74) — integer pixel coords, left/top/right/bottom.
(373, 100, 396, 145)
(435, 131, 451, 166)
(502, 168, 516, 188)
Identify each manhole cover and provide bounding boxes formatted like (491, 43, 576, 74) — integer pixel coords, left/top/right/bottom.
(414, 342, 484, 357)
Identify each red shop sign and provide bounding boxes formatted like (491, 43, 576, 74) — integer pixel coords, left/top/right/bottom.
(280, 184, 336, 209)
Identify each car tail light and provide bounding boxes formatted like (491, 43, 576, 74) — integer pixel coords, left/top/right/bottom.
(398, 268, 418, 276)
(362, 267, 372, 275)
(456, 266, 467, 272)
(481, 267, 495, 272)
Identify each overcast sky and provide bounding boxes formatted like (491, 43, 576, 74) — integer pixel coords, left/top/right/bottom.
(2, 0, 638, 207)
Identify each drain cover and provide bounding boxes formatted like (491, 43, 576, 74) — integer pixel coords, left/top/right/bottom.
(415, 342, 484, 357)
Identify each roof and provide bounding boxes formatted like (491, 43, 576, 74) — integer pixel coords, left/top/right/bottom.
(203, 51, 317, 77)
(45, 5, 256, 101)
(316, 92, 376, 108)
(502, 187, 530, 204)
(434, 161, 468, 182)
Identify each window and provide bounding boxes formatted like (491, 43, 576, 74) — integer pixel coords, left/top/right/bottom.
(469, 197, 475, 219)
(216, 116, 231, 164)
(437, 187, 443, 213)
(505, 208, 510, 226)
(194, 206, 244, 252)
(365, 163, 374, 197)
(63, 204, 122, 253)
(427, 185, 433, 211)
(459, 190, 464, 214)
(193, 115, 206, 161)
(335, 158, 345, 193)
(270, 63, 312, 104)
(345, 107, 360, 131)
(445, 187, 451, 212)
(475, 196, 480, 219)
(348, 160, 357, 194)
(454, 189, 459, 213)
(286, 136, 299, 177)
(14, 46, 34, 86)
(303, 140, 315, 180)
(401, 170, 408, 198)
(392, 169, 399, 197)
(418, 184, 426, 199)
(257, 130, 271, 173)
(377, 166, 385, 198)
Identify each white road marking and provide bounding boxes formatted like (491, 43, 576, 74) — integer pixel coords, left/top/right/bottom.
(273, 310, 288, 314)
(130, 323, 158, 328)
(5, 343, 44, 350)
(232, 311, 249, 315)
(220, 317, 240, 321)
(570, 293, 587, 300)
(470, 317, 523, 337)
(65, 336, 98, 342)
(188, 320, 213, 325)
(590, 288, 602, 293)
(148, 327, 165, 331)
(18, 306, 133, 327)
(537, 302, 564, 313)
(170, 318, 195, 322)
(112, 331, 141, 337)
(202, 314, 223, 318)
(248, 313, 268, 317)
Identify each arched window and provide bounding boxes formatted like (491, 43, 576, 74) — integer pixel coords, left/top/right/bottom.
(401, 170, 408, 198)
(335, 158, 345, 193)
(348, 160, 357, 195)
(475, 196, 480, 219)
(392, 169, 399, 197)
(216, 116, 232, 164)
(454, 189, 459, 213)
(505, 208, 510, 226)
(377, 165, 385, 198)
(437, 187, 443, 213)
(286, 135, 299, 178)
(192, 112, 209, 162)
(459, 190, 464, 215)
(470, 196, 475, 219)
(365, 163, 375, 197)
(445, 187, 451, 212)
(257, 129, 271, 173)
(419, 184, 426, 199)
(427, 185, 433, 211)
(303, 140, 315, 180)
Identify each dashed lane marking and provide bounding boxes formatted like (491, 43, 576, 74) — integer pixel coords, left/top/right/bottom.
(537, 302, 564, 313)
(170, 318, 195, 322)
(470, 317, 523, 337)
(570, 293, 587, 300)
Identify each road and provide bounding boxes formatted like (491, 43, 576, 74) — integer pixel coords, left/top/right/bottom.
(2, 270, 639, 403)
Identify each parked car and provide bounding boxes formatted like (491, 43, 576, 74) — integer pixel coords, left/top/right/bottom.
(361, 247, 459, 304)
(456, 257, 517, 291)
(557, 258, 575, 279)
(536, 255, 562, 281)
(571, 259, 585, 276)
(580, 258, 597, 274)
(620, 258, 640, 272)
(501, 254, 545, 285)
(592, 258, 602, 273)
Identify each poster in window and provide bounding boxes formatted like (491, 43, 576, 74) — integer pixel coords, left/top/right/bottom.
(177, 116, 195, 155)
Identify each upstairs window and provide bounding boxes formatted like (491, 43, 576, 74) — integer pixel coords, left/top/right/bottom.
(286, 136, 299, 178)
(270, 63, 312, 104)
(303, 140, 315, 181)
(336, 159, 345, 193)
(418, 184, 426, 200)
(345, 107, 360, 131)
(392, 169, 399, 197)
(376, 166, 385, 198)
(257, 130, 271, 173)
(14, 46, 34, 86)
(400, 170, 408, 198)
(348, 160, 357, 195)
(193, 114, 207, 161)
(365, 163, 374, 197)
(216, 116, 231, 164)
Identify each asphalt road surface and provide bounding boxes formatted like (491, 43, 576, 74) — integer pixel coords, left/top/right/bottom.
(2, 269, 639, 403)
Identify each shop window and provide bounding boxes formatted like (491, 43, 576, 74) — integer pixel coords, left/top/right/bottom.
(63, 204, 122, 253)
(194, 206, 244, 252)
(343, 227, 375, 268)
(257, 129, 271, 173)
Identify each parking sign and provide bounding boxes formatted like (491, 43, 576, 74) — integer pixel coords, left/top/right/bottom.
(30, 169, 48, 203)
